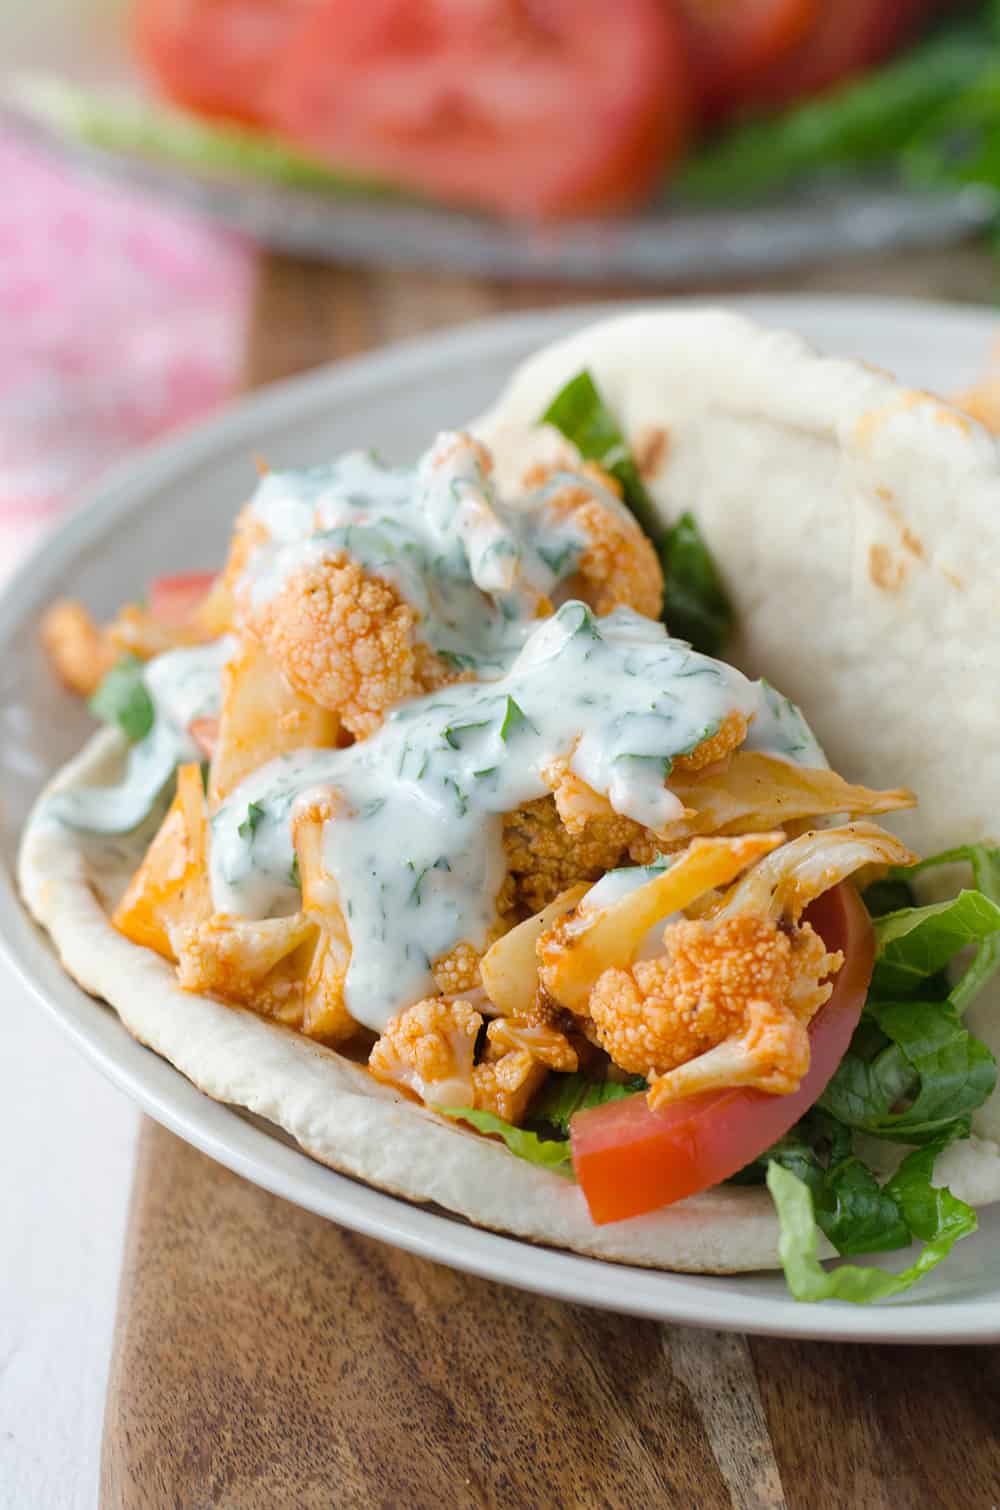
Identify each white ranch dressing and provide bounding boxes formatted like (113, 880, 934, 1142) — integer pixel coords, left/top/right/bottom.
(208, 604, 824, 1031)
(240, 434, 617, 675)
(46, 638, 233, 836)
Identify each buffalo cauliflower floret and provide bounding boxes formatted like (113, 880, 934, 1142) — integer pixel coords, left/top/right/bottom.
(471, 1049, 547, 1124)
(502, 796, 641, 914)
(672, 711, 750, 777)
(41, 599, 118, 696)
(251, 552, 449, 739)
(471, 1020, 577, 1123)
(433, 941, 483, 997)
(503, 799, 627, 912)
(587, 916, 840, 1102)
(543, 475, 663, 620)
(369, 998, 482, 1107)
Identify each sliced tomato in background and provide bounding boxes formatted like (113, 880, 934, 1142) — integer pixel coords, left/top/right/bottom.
(149, 571, 218, 626)
(676, 0, 818, 124)
(570, 883, 874, 1226)
(738, 0, 944, 115)
(134, 0, 319, 124)
(266, 0, 691, 219)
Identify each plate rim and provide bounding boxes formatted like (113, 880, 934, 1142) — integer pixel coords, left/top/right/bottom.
(5, 291, 1000, 1342)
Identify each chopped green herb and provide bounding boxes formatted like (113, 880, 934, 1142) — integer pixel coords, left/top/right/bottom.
(443, 720, 491, 751)
(499, 696, 535, 741)
(238, 801, 266, 842)
(88, 655, 154, 743)
(289, 854, 301, 889)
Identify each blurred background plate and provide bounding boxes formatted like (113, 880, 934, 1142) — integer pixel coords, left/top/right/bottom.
(3, 0, 995, 285)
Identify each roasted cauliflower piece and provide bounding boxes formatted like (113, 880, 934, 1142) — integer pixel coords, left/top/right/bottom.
(433, 941, 483, 998)
(200, 502, 269, 636)
(671, 711, 749, 777)
(368, 998, 482, 1107)
(544, 475, 663, 620)
(176, 912, 317, 1023)
(502, 795, 641, 914)
(41, 599, 118, 696)
(539, 833, 785, 1012)
(480, 883, 588, 1018)
(588, 915, 839, 1093)
(250, 552, 448, 739)
(471, 1020, 577, 1123)
(712, 822, 917, 925)
(209, 639, 341, 806)
(175, 909, 355, 1044)
(113, 762, 211, 961)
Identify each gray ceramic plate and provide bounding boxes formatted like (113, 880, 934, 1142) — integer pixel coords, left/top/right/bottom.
(3, 295, 999, 1338)
(3, 1, 995, 284)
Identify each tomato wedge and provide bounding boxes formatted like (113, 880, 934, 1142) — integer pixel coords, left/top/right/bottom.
(740, 0, 942, 114)
(570, 883, 874, 1225)
(133, 0, 319, 125)
(265, 0, 691, 218)
(149, 572, 218, 627)
(676, 0, 818, 124)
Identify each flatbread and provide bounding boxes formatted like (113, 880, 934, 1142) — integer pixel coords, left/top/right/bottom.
(20, 308, 1000, 1270)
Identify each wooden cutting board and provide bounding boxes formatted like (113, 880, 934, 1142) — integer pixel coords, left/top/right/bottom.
(101, 253, 1000, 1510)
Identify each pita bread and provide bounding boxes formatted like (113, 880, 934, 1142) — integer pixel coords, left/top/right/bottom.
(19, 309, 1000, 1270)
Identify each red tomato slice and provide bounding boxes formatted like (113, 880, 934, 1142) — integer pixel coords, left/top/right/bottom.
(740, 0, 941, 114)
(149, 572, 218, 627)
(265, 0, 691, 218)
(188, 717, 220, 759)
(570, 883, 874, 1226)
(677, 0, 818, 124)
(133, 0, 319, 124)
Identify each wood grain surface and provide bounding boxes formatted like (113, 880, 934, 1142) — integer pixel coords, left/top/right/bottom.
(102, 250, 1000, 1510)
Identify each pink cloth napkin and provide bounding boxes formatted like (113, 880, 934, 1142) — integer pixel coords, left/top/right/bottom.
(0, 134, 253, 580)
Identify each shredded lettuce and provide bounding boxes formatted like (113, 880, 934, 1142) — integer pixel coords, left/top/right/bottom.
(767, 1149, 977, 1304)
(531, 1071, 647, 1136)
(762, 844, 1000, 1300)
(870, 890, 1000, 999)
(439, 1107, 573, 1173)
(89, 655, 154, 743)
(540, 370, 734, 656)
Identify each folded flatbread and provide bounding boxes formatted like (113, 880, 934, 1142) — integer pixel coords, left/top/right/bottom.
(20, 309, 1000, 1270)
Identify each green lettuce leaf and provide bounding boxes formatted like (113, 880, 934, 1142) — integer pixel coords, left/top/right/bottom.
(540, 371, 734, 655)
(9, 74, 395, 196)
(767, 1147, 977, 1304)
(540, 371, 660, 539)
(733, 1110, 909, 1255)
(871, 890, 1000, 999)
(89, 655, 154, 743)
(821, 998, 996, 1144)
(889, 845, 1000, 1013)
(439, 1107, 573, 1173)
(657, 511, 735, 658)
(530, 1071, 647, 1136)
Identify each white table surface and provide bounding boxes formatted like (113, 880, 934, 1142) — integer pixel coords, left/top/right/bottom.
(2, 975, 139, 1510)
